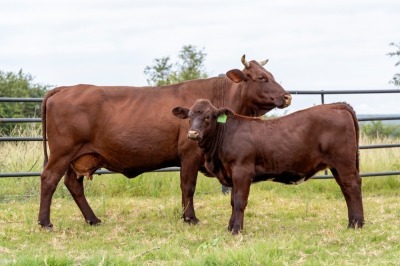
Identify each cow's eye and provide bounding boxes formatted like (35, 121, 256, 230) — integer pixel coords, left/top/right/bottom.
(258, 76, 267, 82)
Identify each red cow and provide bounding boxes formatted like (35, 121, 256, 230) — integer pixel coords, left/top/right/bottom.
(172, 99, 364, 234)
(38, 55, 292, 229)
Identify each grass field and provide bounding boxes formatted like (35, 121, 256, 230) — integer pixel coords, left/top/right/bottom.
(0, 134, 399, 265)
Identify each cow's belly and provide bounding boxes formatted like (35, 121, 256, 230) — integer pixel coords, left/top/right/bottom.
(69, 138, 181, 178)
(72, 151, 180, 179)
(101, 149, 180, 177)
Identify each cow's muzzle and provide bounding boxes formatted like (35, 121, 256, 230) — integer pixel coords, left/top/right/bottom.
(187, 130, 200, 140)
(282, 93, 292, 108)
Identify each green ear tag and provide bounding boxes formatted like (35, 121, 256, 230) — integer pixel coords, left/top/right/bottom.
(217, 113, 227, 123)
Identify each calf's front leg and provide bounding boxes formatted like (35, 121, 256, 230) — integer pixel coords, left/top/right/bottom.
(228, 169, 252, 235)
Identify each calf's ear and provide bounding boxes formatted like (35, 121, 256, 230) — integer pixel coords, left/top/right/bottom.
(226, 69, 247, 83)
(172, 106, 190, 119)
(215, 108, 235, 123)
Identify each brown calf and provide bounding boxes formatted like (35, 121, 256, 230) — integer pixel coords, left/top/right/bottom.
(173, 99, 364, 234)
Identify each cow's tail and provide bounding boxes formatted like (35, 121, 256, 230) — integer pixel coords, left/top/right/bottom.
(41, 87, 64, 168)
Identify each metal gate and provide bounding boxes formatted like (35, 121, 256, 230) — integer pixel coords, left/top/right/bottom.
(1, 89, 400, 178)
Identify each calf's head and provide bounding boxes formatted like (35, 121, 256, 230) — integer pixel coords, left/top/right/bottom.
(172, 99, 234, 143)
(225, 55, 292, 114)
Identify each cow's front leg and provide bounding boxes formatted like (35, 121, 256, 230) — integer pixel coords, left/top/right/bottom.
(229, 169, 252, 235)
(228, 189, 235, 231)
(180, 159, 201, 224)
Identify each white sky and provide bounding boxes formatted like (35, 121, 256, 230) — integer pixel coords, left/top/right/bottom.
(1, 0, 400, 114)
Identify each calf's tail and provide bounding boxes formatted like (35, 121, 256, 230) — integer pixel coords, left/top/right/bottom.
(345, 103, 360, 172)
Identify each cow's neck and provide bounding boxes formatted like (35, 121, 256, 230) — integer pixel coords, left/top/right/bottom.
(211, 81, 261, 118)
(208, 78, 234, 110)
(183, 77, 262, 118)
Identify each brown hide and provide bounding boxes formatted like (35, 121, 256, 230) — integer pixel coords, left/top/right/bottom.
(173, 99, 364, 234)
(38, 57, 291, 229)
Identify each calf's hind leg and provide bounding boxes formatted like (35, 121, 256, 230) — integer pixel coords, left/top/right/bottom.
(331, 167, 364, 228)
(64, 166, 101, 225)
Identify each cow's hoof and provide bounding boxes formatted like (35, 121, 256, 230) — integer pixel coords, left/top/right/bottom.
(183, 216, 199, 225)
(87, 218, 102, 226)
(348, 220, 364, 229)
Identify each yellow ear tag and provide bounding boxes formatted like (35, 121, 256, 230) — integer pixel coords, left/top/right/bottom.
(217, 113, 227, 123)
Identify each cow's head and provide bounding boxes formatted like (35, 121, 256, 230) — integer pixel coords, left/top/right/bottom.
(225, 55, 291, 115)
(172, 99, 233, 143)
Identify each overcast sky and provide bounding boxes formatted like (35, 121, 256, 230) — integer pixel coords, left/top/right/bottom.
(1, 0, 399, 114)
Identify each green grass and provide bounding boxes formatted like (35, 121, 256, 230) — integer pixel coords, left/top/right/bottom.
(1, 178, 400, 265)
(1, 133, 400, 265)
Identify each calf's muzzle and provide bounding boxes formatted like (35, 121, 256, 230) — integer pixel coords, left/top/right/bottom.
(187, 130, 200, 140)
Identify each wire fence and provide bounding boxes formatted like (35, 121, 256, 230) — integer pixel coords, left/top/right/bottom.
(1, 89, 400, 179)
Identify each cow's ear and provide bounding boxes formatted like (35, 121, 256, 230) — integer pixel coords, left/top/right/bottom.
(226, 69, 247, 83)
(172, 106, 189, 119)
(215, 108, 234, 123)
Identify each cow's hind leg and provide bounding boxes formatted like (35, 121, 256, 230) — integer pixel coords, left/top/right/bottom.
(38, 160, 69, 230)
(331, 167, 364, 228)
(64, 166, 101, 225)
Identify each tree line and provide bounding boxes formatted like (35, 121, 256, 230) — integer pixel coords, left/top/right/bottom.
(1, 44, 400, 138)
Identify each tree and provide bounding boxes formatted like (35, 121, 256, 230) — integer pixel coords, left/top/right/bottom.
(0, 69, 49, 135)
(361, 121, 400, 139)
(144, 45, 208, 86)
(387, 42, 400, 86)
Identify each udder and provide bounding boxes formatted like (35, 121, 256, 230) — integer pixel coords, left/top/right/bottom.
(70, 153, 104, 180)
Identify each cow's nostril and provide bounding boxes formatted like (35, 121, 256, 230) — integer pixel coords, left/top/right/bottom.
(283, 94, 292, 100)
(283, 94, 292, 106)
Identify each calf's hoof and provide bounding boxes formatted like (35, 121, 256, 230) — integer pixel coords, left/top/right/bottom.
(183, 216, 199, 225)
(39, 222, 54, 231)
(228, 224, 241, 235)
(230, 228, 241, 235)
